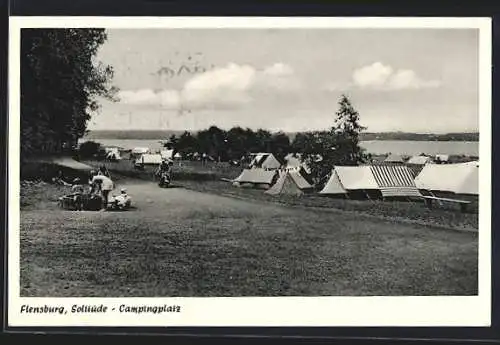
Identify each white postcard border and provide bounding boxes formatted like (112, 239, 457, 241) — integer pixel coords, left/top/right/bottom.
(7, 16, 492, 327)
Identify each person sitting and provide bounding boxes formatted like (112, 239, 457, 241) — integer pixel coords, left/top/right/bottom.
(67, 177, 85, 211)
(52, 170, 71, 186)
(113, 188, 132, 209)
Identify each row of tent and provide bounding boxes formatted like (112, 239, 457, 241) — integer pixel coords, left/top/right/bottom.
(249, 152, 313, 173)
(383, 153, 452, 164)
(232, 160, 479, 198)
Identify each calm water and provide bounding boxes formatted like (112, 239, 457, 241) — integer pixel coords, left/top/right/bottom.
(80, 138, 479, 157)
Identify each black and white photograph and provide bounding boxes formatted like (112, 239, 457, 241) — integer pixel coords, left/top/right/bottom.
(8, 17, 491, 327)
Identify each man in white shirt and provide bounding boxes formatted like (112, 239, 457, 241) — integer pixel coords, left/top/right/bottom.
(91, 172, 114, 210)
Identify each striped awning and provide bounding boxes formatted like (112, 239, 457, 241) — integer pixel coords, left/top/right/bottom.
(370, 165, 422, 198)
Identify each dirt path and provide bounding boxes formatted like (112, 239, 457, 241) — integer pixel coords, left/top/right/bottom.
(20, 178, 478, 297)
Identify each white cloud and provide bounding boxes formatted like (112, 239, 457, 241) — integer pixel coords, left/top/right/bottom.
(352, 62, 393, 88)
(263, 62, 294, 77)
(118, 62, 301, 110)
(181, 63, 256, 109)
(324, 62, 441, 92)
(388, 69, 441, 90)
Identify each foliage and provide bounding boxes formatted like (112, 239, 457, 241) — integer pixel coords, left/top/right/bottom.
(78, 140, 105, 159)
(301, 95, 368, 184)
(21, 29, 116, 158)
(165, 126, 293, 163)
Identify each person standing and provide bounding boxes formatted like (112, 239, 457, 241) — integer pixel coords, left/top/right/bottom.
(91, 172, 114, 211)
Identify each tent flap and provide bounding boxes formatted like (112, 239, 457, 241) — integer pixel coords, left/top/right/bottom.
(370, 165, 421, 198)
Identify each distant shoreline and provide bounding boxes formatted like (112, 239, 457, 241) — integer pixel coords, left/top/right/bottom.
(84, 130, 479, 142)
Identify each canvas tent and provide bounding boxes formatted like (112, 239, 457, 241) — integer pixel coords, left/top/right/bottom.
(320, 165, 421, 198)
(284, 153, 312, 174)
(407, 155, 432, 165)
(232, 168, 278, 189)
(160, 149, 174, 160)
(265, 169, 313, 196)
(384, 154, 405, 163)
(434, 154, 450, 163)
(249, 153, 282, 170)
(414, 163, 478, 195)
(135, 153, 163, 165)
(132, 147, 151, 155)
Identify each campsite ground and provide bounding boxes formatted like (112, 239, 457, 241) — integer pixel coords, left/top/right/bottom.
(20, 168, 478, 297)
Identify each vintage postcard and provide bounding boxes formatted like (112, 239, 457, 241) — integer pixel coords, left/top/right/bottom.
(7, 16, 491, 327)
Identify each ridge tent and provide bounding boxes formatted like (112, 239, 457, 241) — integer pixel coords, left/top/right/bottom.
(370, 165, 422, 198)
(319, 165, 421, 198)
(318, 169, 347, 195)
(160, 149, 174, 160)
(232, 168, 278, 189)
(265, 169, 313, 196)
(284, 153, 312, 174)
(132, 147, 150, 155)
(135, 153, 163, 165)
(384, 154, 405, 163)
(414, 163, 478, 195)
(434, 154, 450, 163)
(407, 155, 432, 165)
(249, 153, 282, 170)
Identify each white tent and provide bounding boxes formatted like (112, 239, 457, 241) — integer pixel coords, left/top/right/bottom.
(384, 153, 405, 163)
(135, 153, 163, 165)
(318, 169, 347, 195)
(160, 149, 174, 160)
(320, 165, 421, 198)
(249, 153, 282, 170)
(265, 169, 313, 196)
(407, 155, 432, 165)
(232, 168, 277, 189)
(435, 154, 450, 163)
(132, 147, 150, 155)
(415, 163, 478, 195)
(284, 153, 312, 174)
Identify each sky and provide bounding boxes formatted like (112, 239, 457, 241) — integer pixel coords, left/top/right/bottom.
(88, 28, 479, 133)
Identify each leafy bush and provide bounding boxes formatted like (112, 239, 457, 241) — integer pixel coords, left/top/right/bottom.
(78, 141, 106, 160)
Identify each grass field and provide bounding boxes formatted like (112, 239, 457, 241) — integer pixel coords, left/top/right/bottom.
(20, 167, 478, 297)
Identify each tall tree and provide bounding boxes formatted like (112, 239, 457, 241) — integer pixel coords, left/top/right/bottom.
(331, 94, 367, 165)
(21, 29, 116, 158)
(302, 95, 367, 185)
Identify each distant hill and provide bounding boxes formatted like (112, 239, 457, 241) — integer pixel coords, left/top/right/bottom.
(359, 132, 479, 142)
(84, 130, 187, 140)
(84, 130, 479, 142)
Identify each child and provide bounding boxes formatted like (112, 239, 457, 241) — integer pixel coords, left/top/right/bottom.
(69, 178, 85, 211)
(113, 188, 132, 209)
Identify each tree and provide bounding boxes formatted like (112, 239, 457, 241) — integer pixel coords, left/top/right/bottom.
(269, 132, 291, 162)
(21, 29, 116, 158)
(226, 126, 248, 161)
(332, 94, 367, 165)
(255, 129, 272, 152)
(176, 131, 197, 158)
(196, 126, 227, 161)
(302, 95, 367, 185)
